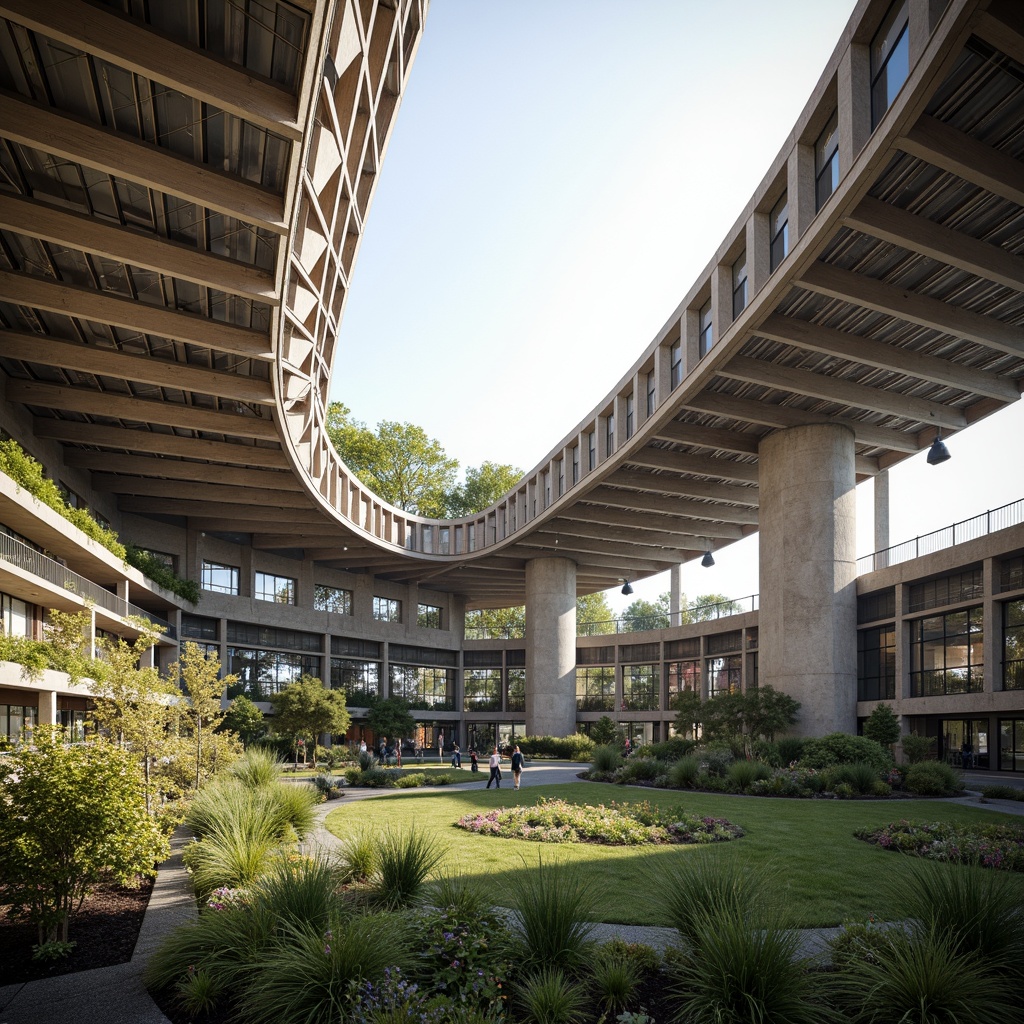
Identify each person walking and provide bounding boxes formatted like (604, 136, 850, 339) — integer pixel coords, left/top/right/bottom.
(510, 745, 525, 790)
(485, 746, 502, 788)
(470, 748, 479, 773)
(451, 742, 462, 768)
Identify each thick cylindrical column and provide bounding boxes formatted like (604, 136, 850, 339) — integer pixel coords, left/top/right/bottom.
(759, 423, 857, 737)
(525, 557, 577, 738)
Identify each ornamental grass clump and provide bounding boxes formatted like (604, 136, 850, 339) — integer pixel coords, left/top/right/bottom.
(372, 825, 444, 909)
(726, 758, 772, 793)
(516, 966, 587, 1024)
(667, 754, 701, 789)
(589, 948, 641, 1016)
(250, 852, 343, 934)
(591, 743, 624, 773)
(338, 828, 379, 884)
(904, 760, 963, 796)
(228, 745, 281, 788)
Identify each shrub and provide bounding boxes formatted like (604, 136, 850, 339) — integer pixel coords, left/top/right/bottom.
(667, 755, 701, 789)
(592, 744, 623, 773)
(827, 919, 892, 968)
(229, 747, 281, 788)
(518, 734, 595, 761)
(750, 739, 781, 766)
(900, 733, 937, 764)
(981, 785, 1024, 802)
(516, 967, 586, 1024)
(502, 855, 597, 972)
(124, 543, 200, 604)
(800, 733, 892, 774)
(373, 826, 444, 909)
(828, 761, 881, 796)
(357, 749, 377, 771)
(905, 761, 962, 796)
(589, 951, 639, 1016)
(182, 819, 283, 899)
(337, 829, 378, 884)
(777, 736, 805, 764)
(726, 759, 772, 793)
(642, 737, 697, 762)
(310, 773, 338, 797)
(854, 819, 1024, 871)
(427, 870, 490, 920)
(251, 853, 343, 933)
(701, 746, 734, 777)
(617, 756, 663, 784)
(357, 768, 402, 788)
(394, 772, 426, 788)
(431, 772, 457, 785)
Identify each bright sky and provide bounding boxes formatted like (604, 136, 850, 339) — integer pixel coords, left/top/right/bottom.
(333, 0, 1024, 612)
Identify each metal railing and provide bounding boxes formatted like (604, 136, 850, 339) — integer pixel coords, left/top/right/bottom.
(857, 497, 1024, 574)
(0, 531, 175, 638)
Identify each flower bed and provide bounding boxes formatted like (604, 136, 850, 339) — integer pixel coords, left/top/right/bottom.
(455, 797, 743, 845)
(854, 819, 1024, 871)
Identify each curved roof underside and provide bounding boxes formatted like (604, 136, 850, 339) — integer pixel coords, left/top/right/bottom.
(0, 0, 1021, 607)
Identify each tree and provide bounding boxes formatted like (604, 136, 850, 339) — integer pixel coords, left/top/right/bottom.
(0, 728, 167, 945)
(169, 642, 237, 790)
(590, 715, 618, 746)
(688, 593, 743, 622)
(42, 608, 96, 684)
(671, 689, 703, 739)
(577, 591, 615, 634)
(621, 594, 670, 631)
(465, 605, 526, 639)
(365, 696, 416, 748)
(449, 461, 523, 516)
(269, 675, 351, 767)
(219, 694, 266, 746)
(744, 685, 800, 743)
(863, 703, 901, 748)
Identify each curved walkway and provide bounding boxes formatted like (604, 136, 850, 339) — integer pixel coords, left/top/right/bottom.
(3, 766, 1022, 1024)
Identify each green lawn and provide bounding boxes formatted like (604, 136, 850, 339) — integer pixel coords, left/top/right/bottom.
(324, 782, 1024, 928)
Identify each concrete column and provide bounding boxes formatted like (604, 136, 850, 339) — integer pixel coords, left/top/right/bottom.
(525, 556, 577, 738)
(758, 423, 858, 737)
(874, 469, 890, 567)
(669, 564, 683, 627)
(37, 688, 57, 727)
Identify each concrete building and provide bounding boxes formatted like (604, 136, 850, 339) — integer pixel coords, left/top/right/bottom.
(0, 0, 1022, 770)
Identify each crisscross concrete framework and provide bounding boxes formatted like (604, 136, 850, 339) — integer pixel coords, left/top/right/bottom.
(0, 0, 1022, 736)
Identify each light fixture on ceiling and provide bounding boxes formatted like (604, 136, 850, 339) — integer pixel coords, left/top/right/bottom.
(621, 580, 634, 596)
(927, 430, 951, 465)
(701, 541, 715, 568)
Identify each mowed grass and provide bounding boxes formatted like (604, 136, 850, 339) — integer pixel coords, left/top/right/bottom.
(324, 782, 1024, 928)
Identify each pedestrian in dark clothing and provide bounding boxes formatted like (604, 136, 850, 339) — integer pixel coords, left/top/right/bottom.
(470, 749, 479, 772)
(510, 745, 525, 790)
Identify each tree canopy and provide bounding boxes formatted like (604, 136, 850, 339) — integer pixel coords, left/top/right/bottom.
(324, 401, 521, 518)
(365, 696, 416, 745)
(269, 675, 351, 767)
(671, 685, 800, 751)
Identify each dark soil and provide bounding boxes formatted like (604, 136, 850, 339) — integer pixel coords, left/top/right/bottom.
(0, 875, 153, 986)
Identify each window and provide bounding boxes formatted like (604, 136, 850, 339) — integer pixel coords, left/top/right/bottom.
(858, 589, 896, 623)
(134, 547, 176, 572)
(667, 659, 701, 703)
(557, 459, 564, 496)
(908, 569, 983, 612)
(314, 585, 352, 615)
(1004, 599, 1024, 690)
(646, 370, 656, 417)
(770, 193, 789, 272)
(389, 664, 453, 710)
(605, 414, 615, 456)
(373, 596, 401, 622)
(576, 666, 615, 711)
(507, 668, 526, 712)
(181, 614, 218, 640)
(698, 298, 713, 358)
(858, 625, 896, 700)
(625, 394, 634, 439)
(202, 560, 239, 595)
(623, 664, 659, 711)
(330, 657, 379, 705)
(732, 251, 748, 319)
(1, 592, 31, 637)
(571, 445, 580, 485)
(707, 655, 742, 697)
(254, 571, 296, 604)
(226, 648, 320, 701)
(544, 471, 551, 508)
(670, 340, 682, 389)
(0, 703, 38, 742)
(815, 110, 840, 210)
(1001, 554, 1024, 593)
(228, 620, 321, 650)
(999, 719, 1024, 772)
(588, 431, 596, 471)
(417, 603, 442, 629)
(871, 0, 910, 128)
(909, 608, 983, 697)
(464, 669, 501, 711)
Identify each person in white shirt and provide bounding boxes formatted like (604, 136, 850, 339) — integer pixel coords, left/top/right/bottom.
(485, 746, 502, 789)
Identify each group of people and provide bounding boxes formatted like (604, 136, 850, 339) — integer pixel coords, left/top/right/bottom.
(355, 736, 528, 790)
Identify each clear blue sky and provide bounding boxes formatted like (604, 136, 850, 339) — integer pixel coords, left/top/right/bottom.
(333, 0, 1024, 610)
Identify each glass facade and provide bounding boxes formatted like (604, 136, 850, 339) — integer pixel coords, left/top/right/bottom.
(464, 668, 501, 711)
(769, 193, 789, 272)
(815, 110, 839, 210)
(858, 625, 896, 700)
(315, 585, 352, 615)
(698, 298, 713, 357)
(373, 596, 401, 622)
(871, 0, 910, 128)
(910, 608, 984, 696)
(507, 668, 526, 712)
(999, 719, 1024, 772)
(707, 655, 741, 697)
(227, 648, 320, 700)
(1004, 599, 1024, 690)
(330, 657, 379, 705)
(732, 251, 748, 318)
(254, 571, 296, 604)
(418, 604, 442, 629)
(389, 664, 453, 710)
(623, 664, 659, 711)
(576, 666, 614, 711)
(202, 560, 239, 595)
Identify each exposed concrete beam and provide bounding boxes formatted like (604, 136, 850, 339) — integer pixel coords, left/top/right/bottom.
(117, 497, 325, 521)
(719, 355, 967, 429)
(6, 381, 279, 440)
(602, 469, 760, 504)
(2, 332, 275, 405)
(898, 115, 1024, 210)
(251, 533, 350, 548)
(652, 422, 761, 455)
(0, 194, 278, 302)
(586, 485, 760, 523)
(94, 474, 312, 507)
(33, 421, 287, 468)
(63, 451, 304, 490)
(512, 537, 676, 573)
(756, 313, 1019, 402)
(556, 513, 742, 543)
(844, 195, 1024, 293)
(0, 271, 273, 359)
(0, 94, 287, 233)
(566, 504, 744, 538)
(0, 0, 302, 140)
(798, 261, 1024, 359)
(624, 447, 760, 483)
(975, 2, 1024, 70)
(686, 393, 918, 454)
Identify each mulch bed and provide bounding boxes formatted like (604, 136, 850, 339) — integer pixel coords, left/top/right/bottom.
(0, 875, 153, 986)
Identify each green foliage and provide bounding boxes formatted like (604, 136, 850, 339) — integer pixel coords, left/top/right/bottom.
(503, 855, 597, 972)
(904, 760, 962, 796)
(0, 608, 96, 687)
(220, 695, 267, 746)
(269, 674, 350, 766)
(799, 733, 892, 774)
(862, 703, 901, 747)
(592, 744, 623, 773)
(464, 605, 526, 639)
(727, 758, 772, 792)
(229, 746, 282, 787)
(826, 761, 883, 796)
(777, 736, 805, 764)
(673, 686, 799, 749)
(449, 460, 524, 516)
(427, 870, 490, 920)
(0, 438, 125, 558)
(620, 594, 670, 632)
(338, 829, 379, 885)
(124, 543, 200, 603)
(589, 952, 640, 1016)
(0, 630, 50, 679)
(0, 729, 166, 944)
(855, 819, 1024, 871)
(667, 755, 702, 789)
(617, 756, 664, 784)
(518, 734, 595, 760)
(373, 826, 444, 909)
(364, 696, 416, 746)
(516, 967, 587, 1024)
(643, 736, 698, 762)
(901, 733, 937, 764)
(576, 591, 615, 632)
(589, 715, 619, 746)
(981, 784, 1024, 802)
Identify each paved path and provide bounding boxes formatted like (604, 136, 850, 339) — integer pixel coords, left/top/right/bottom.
(3, 764, 1022, 1023)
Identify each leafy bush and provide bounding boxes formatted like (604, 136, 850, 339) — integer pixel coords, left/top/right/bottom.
(310, 773, 338, 797)
(124, 543, 200, 604)
(343, 765, 363, 785)
(356, 767, 402, 788)
(900, 733, 937, 764)
(394, 772, 426, 788)
(592, 744, 623, 773)
(905, 761, 962, 796)
(827, 761, 882, 796)
(639, 737, 696, 762)
(827, 919, 892, 969)
(750, 739, 781, 767)
(981, 785, 1024, 802)
(701, 746, 734, 777)
(431, 772, 457, 785)
(617, 756, 663, 784)
(777, 736, 805, 765)
(854, 819, 1024, 871)
(518, 734, 595, 761)
(667, 755, 701, 789)
(800, 733, 892, 774)
(726, 759, 772, 793)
